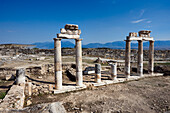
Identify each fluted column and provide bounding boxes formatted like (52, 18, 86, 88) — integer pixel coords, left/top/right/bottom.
(137, 40, 143, 76)
(125, 40, 131, 78)
(148, 40, 154, 74)
(54, 38, 62, 90)
(75, 39, 83, 86)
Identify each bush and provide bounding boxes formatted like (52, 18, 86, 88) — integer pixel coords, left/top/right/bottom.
(0, 92, 6, 99)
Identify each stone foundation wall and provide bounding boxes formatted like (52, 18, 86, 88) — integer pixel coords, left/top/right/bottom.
(0, 85, 25, 109)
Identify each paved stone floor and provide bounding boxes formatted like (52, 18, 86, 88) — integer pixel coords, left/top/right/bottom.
(53, 73, 163, 94)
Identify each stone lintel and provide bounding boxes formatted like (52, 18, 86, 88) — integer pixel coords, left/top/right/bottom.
(126, 36, 153, 41)
(142, 37, 154, 41)
(57, 33, 80, 39)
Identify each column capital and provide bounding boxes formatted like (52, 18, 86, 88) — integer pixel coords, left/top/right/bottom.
(53, 38, 62, 41)
(137, 40, 143, 42)
(75, 38, 83, 41)
(149, 40, 155, 42)
(124, 40, 131, 42)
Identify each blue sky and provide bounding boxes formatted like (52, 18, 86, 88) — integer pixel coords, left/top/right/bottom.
(0, 0, 170, 44)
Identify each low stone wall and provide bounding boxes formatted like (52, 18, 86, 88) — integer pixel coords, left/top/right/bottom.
(0, 85, 25, 109)
(0, 102, 66, 113)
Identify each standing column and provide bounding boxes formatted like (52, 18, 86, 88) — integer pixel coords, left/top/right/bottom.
(125, 40, 131, 78)
(54, 38, 62, 90)
(137, 40, 143, 76)
(148, 40, 154, 74)
(95, 64, 101, 83)
(111, 62, 117, 80)
(75, 39, 83, 86)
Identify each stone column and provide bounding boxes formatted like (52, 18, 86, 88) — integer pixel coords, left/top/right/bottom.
(148, 40, 154, 74)
(16, 68, 25, 85)
(110, 62, 117, 80)
(137, 40, 143, 76)
(95, 64, 101, 83)
(75, 39, 83, 86)
(125, 40, 131, 78)
(54, 38, 62, 90)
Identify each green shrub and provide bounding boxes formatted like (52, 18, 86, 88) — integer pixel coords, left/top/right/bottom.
(0, 92, 6, 99)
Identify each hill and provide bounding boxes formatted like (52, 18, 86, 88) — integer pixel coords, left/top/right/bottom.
(32, 40, 170, 50)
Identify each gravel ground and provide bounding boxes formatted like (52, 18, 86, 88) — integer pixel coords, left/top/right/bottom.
(31, 76, 170, 113)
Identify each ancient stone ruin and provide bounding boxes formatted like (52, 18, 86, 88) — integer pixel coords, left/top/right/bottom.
(54, 24, 83, 89)
(0, 24, 166, 112)
(125, 30, 154, 78)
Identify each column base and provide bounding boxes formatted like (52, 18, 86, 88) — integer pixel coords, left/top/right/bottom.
(95, 73, 101, 83)
(148, 71, 154, 75)
(137, 73, 143, 76)
(76, 71, 83, 86)
(126, 75, 131, 79)
(55, 71, 62, 90)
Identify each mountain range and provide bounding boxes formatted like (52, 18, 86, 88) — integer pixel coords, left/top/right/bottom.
(32, 40, 170, 50)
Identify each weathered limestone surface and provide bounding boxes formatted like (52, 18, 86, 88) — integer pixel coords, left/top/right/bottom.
(57, 34, 80, 39)
(129, 32, 137, 37)
(54, 38, 62, 90)
(137, 40, 143, 76)
(25, 82, 32, 96)
(76, 39, 83, 86)
(95, 64, 101, 83)
(138, 30, 151, 37)
(149, 41, 154, 74)
(127, 30, 153, 41)
(0, 85, 25, 109)
(16, 68, 25, 85)
(0, 102, 66, 113)
(66, 67, 76, 81)
(125, 30, 154, 77)
(125, 40, 131, 78)
(110, 62, 117, 80)
(57, 24, 81, 39)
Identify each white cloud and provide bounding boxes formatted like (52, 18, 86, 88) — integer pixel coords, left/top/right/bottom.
(131, 19, 146, 24)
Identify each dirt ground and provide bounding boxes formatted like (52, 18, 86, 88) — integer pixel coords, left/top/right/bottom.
(1, 55, 170, 112)
(31, 76, 170, 113)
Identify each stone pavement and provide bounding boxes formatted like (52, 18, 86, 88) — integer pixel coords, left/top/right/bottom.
(53, 73, 163, 94)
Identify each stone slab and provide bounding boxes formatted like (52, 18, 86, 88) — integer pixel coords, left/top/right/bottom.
(53, 73, 163, 94)
(0, 102, 66, 113)
(0, 85, 25, 109)
(53, 85, 87, 94)
(126, 36, 153, 41)
(57, 33, 80, 39)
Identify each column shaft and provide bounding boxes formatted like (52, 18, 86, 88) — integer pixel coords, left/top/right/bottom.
(137, 40, 143, 76)
(54, 38, 62, 90)
(148, 41, 154, 74)
(75, 39, 83, 86)
(95, 64, 101, 83)
(125, 40, 131, 78)
(111, 62, 117, 80)
(16, 68, 25, 85)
